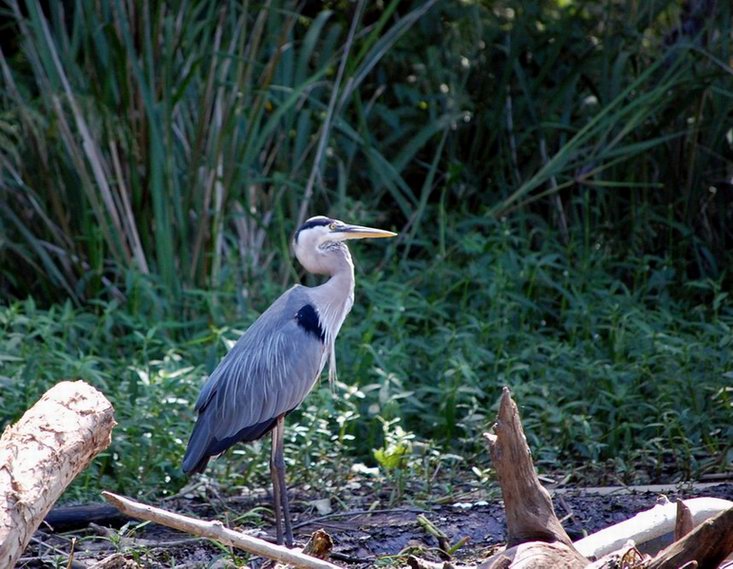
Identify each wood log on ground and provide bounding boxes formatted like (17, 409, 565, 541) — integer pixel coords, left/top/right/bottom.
(478, 540, 590, 569)
(484, 388, 576, 549)
(44, 503, 129, 532)
(410, 386, 732, 569)
(102, 491, 342, 569)
(646, 506, 733, 569)
(573, 496, 733, 559)
(0, 380, 116, 568)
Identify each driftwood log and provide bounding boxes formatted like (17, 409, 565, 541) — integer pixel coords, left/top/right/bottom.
(0, 380, 116, 567)
(410, 387, 733, 569)
(574, 495, 733, 559)
(102, 491, 341, 569)
(646, 506, 733, 569)
(481, 388, 733, 569)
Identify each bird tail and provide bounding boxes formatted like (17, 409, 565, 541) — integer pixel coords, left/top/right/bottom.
(182, 420, 212, 474)
(182, 414, 281, 474)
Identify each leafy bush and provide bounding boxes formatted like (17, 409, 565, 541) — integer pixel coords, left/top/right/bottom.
(1, 218, 731, 500)
(2, 1, 731, 307)
(1, 0, 731, 498)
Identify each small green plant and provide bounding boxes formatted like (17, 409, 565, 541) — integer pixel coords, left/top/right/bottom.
(373, 417, 415, 502)
(373, 417, 413, 471)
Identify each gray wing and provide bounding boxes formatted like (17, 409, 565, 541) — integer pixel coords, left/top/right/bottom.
(182, 285, 326, 473)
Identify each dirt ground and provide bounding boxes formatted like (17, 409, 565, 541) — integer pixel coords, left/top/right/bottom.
(19, 480, 733, 568)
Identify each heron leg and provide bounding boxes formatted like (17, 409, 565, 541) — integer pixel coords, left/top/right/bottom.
(270, 426, 284, 545)
(270, 415, 293, 547)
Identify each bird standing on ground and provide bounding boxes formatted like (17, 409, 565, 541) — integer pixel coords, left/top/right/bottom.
(182, 215, 397, 546)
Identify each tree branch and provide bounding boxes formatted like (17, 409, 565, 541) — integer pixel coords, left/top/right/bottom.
(102, 491, 341, 569)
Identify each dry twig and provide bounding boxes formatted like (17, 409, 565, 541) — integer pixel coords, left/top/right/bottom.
(102, 491, 341, 569)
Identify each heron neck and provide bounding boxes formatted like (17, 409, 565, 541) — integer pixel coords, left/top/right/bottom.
(310, 251, 355, 383)
(313, 255, 355, 328)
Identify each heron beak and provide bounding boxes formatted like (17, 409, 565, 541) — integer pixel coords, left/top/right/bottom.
(333, 223, 397, 241)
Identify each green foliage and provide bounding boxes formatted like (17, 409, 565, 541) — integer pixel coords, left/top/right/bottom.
(333, 216, 733, 486)
(0, 0, 436, 309)
(384, 0, 733, 275)
(1, 0, 732, 500)
(3, 0, 731, 307)
(373, 418, 413, 471)
(0, 297, 205, 498)
(1, 217, 731, 500)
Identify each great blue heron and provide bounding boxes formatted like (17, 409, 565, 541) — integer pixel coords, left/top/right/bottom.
(182, 215, 396, 546)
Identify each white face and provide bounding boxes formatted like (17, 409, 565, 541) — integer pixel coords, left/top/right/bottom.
(292, 217, 346, 276)
(293, 216, 340, 251)
(294, 216, 396, 246)
(292, 216, 397, 274)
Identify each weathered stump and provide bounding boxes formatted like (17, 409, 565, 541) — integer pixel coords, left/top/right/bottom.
(480, 387, 588, 568)
(0, 380, 116, 567)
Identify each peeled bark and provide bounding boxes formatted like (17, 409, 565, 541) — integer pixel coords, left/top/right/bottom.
(0, 380, 116, 567)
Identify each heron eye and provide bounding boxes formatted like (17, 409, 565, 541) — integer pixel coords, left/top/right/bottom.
(329, 222, 338, 230)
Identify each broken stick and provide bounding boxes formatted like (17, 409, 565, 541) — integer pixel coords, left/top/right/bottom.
(480, 387, 588, 568)
(484, 387, 577, 549)
(675, 500, 694, 541)
(102, 491, 341, 569)
(0, 380, 116, 567)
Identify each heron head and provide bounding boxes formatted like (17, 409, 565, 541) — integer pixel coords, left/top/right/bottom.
(293, 216, 397, 274)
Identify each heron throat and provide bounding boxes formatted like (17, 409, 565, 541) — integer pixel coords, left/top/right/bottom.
(310, 246, 355, 385)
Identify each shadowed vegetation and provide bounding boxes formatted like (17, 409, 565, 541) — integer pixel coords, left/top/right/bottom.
(1, 0, 731, 501)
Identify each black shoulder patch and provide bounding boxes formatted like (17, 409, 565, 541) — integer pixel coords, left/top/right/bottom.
(294, 216, 332, 243)
(295, 304, 325, 342)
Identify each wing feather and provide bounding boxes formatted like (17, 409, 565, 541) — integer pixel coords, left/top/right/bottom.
(182, 286, 326, 473)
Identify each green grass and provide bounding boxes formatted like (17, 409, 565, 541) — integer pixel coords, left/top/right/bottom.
(1, 218, 731, 502)
(2, 0, 732, 311)
(0, 0, 444, 309)
(0, 0, 731, 503)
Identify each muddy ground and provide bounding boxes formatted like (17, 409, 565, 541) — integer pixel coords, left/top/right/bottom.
(19, 480, 733, 568)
